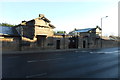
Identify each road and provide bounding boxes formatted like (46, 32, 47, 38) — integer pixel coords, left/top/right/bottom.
(2, 47, 120, 79)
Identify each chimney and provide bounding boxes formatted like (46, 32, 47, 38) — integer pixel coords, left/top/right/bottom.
(22, 20, 26, 23)
(39, 14, 44, 18)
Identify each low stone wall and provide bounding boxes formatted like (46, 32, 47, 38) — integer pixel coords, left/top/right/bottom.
(77, 38, 118, 49)
(20, 36, 70, 51)
(102, 40, 118, 48)
(1, 37, 20, 52)
(1, 36, 119, 52)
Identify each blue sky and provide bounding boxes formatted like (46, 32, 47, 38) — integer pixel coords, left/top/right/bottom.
(0, 0, 119, 36)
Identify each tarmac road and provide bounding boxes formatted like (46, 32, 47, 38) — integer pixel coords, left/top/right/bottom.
(2, 47, 119, 79)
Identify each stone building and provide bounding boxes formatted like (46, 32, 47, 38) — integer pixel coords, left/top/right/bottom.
(0, 26, 20, 51)
(1, 14, 118, 52)
(69, 26, 102, 48)
(15, 14, 57, 50)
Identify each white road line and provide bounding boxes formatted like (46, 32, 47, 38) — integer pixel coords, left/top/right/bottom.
(90, 50, 119, 54)
(90, 52, 104, 54)
(104, 51, 119, 54)
(96, 52, 104, 53)
(26, 73, 47, 78)
(27, 58, 64, 63)
(81, 51, 88, 52)
(75, 51, 79, 52)
(113, 51, 119, 53)
(90, 52, 95, 53)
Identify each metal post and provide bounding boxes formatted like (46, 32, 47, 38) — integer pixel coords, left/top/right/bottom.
(100, 16, 108, 48)
(101, 18, 102, 48)
(77, 32, 79, 48)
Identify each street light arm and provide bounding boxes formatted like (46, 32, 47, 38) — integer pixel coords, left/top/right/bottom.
(101, 16, 108, 19)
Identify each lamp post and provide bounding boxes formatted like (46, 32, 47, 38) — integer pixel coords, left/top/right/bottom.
(101, 16, 108, 48)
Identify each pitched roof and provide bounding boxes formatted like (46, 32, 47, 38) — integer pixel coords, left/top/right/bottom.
(74, 26, 101, 33)
(49, 24, 55, 28)
(0, 26, 20, 37)
(75, 28, 95, 33)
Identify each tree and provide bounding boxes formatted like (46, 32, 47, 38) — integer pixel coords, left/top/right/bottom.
(57, 31, 66, 34)
(0, 23, 16, 27)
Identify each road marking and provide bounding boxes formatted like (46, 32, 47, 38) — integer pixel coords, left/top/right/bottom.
(104, 51, 119, 54)
(75, 51, 79, 52)
(90, 50, 119, 54)
(26, 73, 47, 78)
(90, 52, 104, 54)
(27, 58, 64, 63)
(97, 52, 104, 53)
(81, 51, 88, 52)
(113, 50, 118, 53)
(90, 52, 95, 53)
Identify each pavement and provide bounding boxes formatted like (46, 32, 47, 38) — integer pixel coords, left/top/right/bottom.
(2, 48, 89, 54)
(2, 47, 117, 55)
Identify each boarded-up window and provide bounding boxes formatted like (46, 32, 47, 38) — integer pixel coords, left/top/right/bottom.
(36, 35, 46, 48)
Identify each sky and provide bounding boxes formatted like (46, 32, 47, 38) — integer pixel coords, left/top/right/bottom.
(0, 0, 119, 36)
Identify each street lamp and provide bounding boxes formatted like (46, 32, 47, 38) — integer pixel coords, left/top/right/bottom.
(101, 16, 108, 48)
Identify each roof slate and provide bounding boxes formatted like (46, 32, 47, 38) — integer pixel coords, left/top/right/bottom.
(75, 28, 95, 33)
(0, 26, 20, 37)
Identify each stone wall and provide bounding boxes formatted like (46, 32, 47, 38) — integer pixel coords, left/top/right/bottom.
(71, 36, 118, 49)
(35, 26, 54, 37)
(1, 36, 119, 52)
(21, 36, 70, 51)
(102, 40, 118, 48)
(1, 37, 20, 52)
(35, 18, 49, 27)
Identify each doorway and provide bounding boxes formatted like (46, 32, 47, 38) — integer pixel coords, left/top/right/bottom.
(36, 35, 46, 48)
(83, 40, 86, 48)
(56, 40, 60, 49)
(69, 37, 78, 48)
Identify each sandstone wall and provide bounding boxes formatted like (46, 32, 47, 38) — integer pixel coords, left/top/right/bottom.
(1, 37, 20, 52)
(1, 36, 119, 52)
